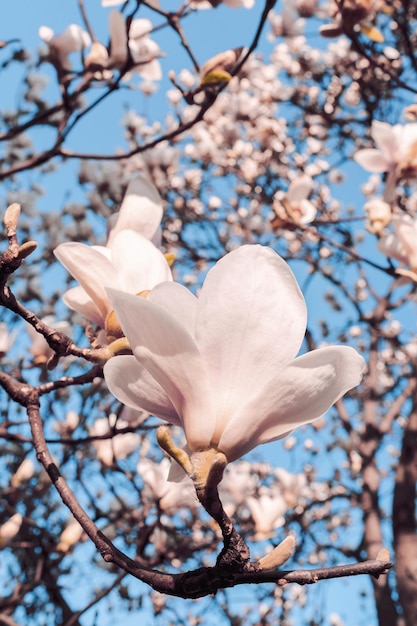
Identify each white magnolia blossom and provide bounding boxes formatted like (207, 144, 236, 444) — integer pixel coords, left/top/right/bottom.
(104, 245, 365, 463)
(0, 322, 15, 357)
(0, 513, 22, 547)
(137, 458, 197, 512)
(354, 120, 417, 202)
(272, 174, 316, 227)
(378, 214, 417, 281)
(363, 197, 391, 234)
(56, 518, 84, 552)
(54, 177, 171, 330)
(108, 11, 162, 81)
(247, 487, 288, 539)
(191, 0, 255, 8)
(11, 459, 35, 488)
(39, 24, 91, 71)
(89, 415, 141, 466)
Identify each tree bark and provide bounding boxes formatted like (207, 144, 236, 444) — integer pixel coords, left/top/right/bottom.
(393, 408, 417, 626)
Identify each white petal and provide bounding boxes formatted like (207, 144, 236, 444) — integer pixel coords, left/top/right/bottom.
(102, 0, 125, 5)
(129, 19, 153, 39)
(104, 355, 180, 424)
(287, 174, 314, 203)
(148, 282, 198, 337)
(107, 176, 163, 244)
(54, 243, 118, 323)
(219, 345, 365, 461)
(354, 148, 389, 173)
(371, 121, 402, 162)
(135, 59, 162, 82)
(62, 286, 104, 326)
(110, 231, 172, 293)
(196, 245, 307, 445)
(107, 289, 215, 451)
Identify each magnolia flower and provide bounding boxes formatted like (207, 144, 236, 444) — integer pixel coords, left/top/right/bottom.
(378, 214, 417, 281)
(57, 518, 84, 552)
(90, 415, 141, 466)
(11, 459, 35, 488)
(271, 174, 316, 229)
(104, 245, 365, 464)
(354, 121, 417, 202)
(108, 12, 162, 81)
(0, 322, 15, 357)
(247, 488, 288, 540)
(138, 458, 197, 511)
(54, 177, 171, 334)
(363, 198, 391, 234)
(0, 513, 22, 547)
(39, 24, 91, 73)
(191, 0, 255, 8)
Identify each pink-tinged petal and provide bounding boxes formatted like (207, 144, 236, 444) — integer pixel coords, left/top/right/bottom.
(393, 216, 417, 268)
(377, 233, 408, 265)
(371, 121, 402, 162)
(135, 58, 162, 81)
(102, 0, 124, 5)
(109, 10, 128, 66)
(54, 243, 119, 323)
(196, 245, 307, 444)
(148, 282, 198, 337)
(287, 174, 314, 203)
(62, 286, 103, 326)
(298, 199, 317, 224)
(51, 25, 91, 54)
(129, 18, 153, 39)
(107, 289, 215, 450)
(353, 148, 389, 173)
(110, 231, 172, 293)
(104, 355, 180, 424)
(218, 346, 365, 461)
(107, 176, 163, 244)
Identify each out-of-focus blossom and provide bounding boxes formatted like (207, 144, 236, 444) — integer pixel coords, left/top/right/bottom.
(39, 24, 91, 73)
(54, 177, 171, 336)
(0, 513, 22, 547)
(354, 121, 417, 202)
(0, 322, 16, 357)
(364, 198, 391, 234)
(102, 0, 160, 6)
(27, 316, 72, 366)
(378, 214, 417, 281)
(138, 458, 197, 511)
(272, 174, 316, 229)
(11, 459, 35, 488)
(56, 518, 84, 552)
(219, 461, 257, 517)
(89, 414, 141, 466)
(108, 12, 162, 81)
(104, 245, 365, 464)
(247, 488, 288, 540)
(269, 4, 305, 39)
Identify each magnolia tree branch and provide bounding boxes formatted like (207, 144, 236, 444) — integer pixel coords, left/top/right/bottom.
(0, 374, 393, 600)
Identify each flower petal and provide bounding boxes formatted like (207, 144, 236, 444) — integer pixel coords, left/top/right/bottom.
(109, 10, 128, 66)
(62, 286, 103, 326)
(110, 231, 172, 293)
(107, 176, 163, 245)
(353, 148, 389, 173)
(148, 282, 198, 337)
(104, 355, 180, 424)
(107, 289, 215, 450)
(287, 174, 314, 203)
(54, 243, 118, 324)
(196, 245, 307, 444)
(218, 345, 365, 461)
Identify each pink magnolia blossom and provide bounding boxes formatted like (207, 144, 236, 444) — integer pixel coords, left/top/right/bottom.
(354, 120, 417, 201)
(54, 177, 171, 330)
(104, 245, 365, 463)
